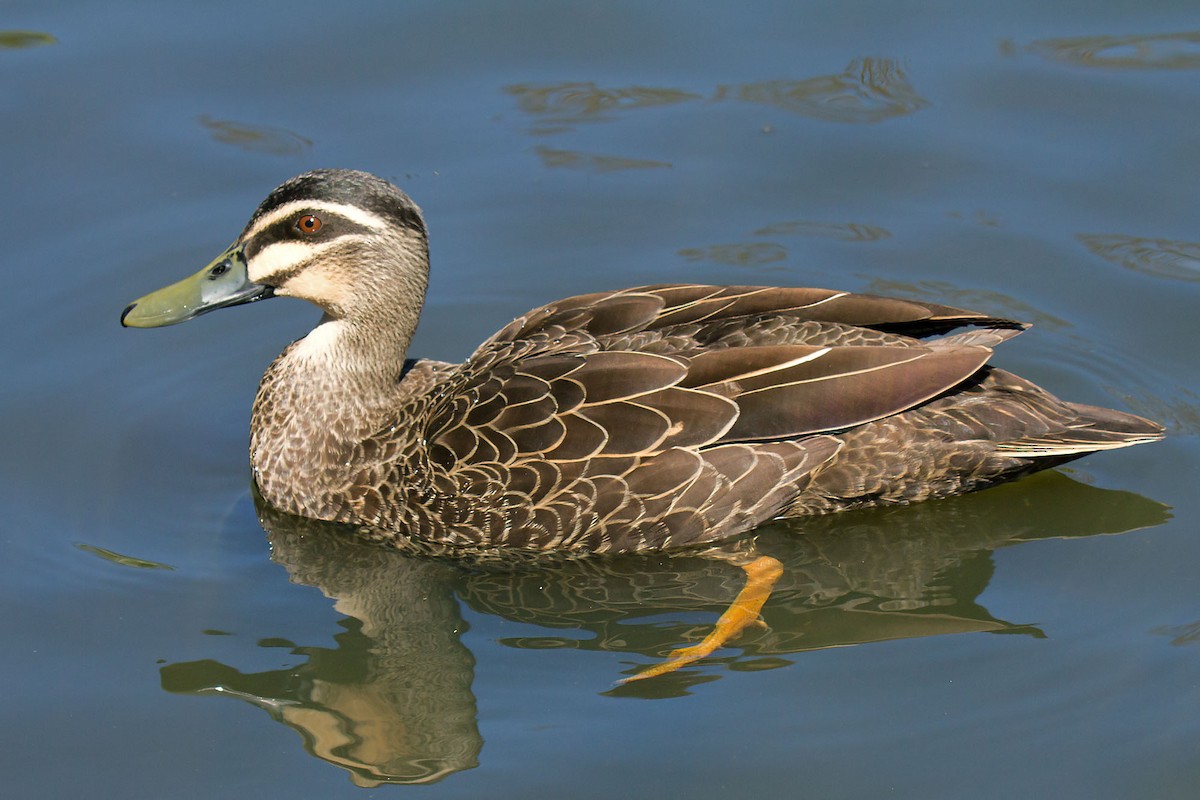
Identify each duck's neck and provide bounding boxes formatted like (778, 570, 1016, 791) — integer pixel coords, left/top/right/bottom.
(288, 311, 415, 387)
(250, 293, 424, 520)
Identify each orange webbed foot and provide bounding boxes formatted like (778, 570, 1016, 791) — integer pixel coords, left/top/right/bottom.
(618, 554, 783, 684)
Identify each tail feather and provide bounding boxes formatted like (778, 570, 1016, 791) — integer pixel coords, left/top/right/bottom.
(994, 402, 1164, 458)
(930, 325, 1028, 349)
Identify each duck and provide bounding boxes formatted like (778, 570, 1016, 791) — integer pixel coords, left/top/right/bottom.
(122, 168, 1164, 682)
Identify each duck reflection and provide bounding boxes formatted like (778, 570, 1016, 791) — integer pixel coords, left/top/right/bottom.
(1027, 30, 1200, 70)
(160, 471, 1166, 784)
(161, 509, 478, 787)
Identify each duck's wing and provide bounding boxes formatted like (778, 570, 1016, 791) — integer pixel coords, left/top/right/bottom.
(364, 287, 998, 551)
(678, 342, 992, 442)
(430, 285, 1000, 465)
(402, 341, 846, 550)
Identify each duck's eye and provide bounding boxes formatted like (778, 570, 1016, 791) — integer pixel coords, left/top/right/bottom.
(296, 214, 323, 234)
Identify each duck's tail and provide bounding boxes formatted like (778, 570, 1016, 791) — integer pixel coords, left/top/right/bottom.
(992, 402, 1165, 459)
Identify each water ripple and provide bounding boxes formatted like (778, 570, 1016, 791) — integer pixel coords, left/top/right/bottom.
(1152, 620, 1200, 646)
(1029, 31, 1200, 70)
(506, 58, 927, 133)
(753, 219, 891, 242)
(1078, 233, 1200, 283)
(198, 115, 313, 156)
(677, 242, 788, 267)
(720, 58, 929, 124)
(1113, 386, 1200, 437)
(533, 145, 671, 172)
(504, 82, 702, 134)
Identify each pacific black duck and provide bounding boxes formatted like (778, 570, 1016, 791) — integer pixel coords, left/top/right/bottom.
(122, 169, 1163, 681)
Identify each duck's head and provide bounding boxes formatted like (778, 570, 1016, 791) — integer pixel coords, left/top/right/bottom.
(121, 169, 429, 329)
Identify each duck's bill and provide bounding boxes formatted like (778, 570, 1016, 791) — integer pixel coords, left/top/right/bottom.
(120, 242, 273, 328)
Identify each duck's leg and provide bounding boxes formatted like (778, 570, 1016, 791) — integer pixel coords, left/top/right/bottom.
(619, 553, 783, 684)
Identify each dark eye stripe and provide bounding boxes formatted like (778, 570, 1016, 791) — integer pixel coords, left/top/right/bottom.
(243, 212, 375, 260)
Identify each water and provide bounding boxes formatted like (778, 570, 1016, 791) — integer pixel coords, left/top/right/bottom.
(4, 1, 1199, 796)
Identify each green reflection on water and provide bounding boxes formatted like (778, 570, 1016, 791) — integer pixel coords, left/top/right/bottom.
(0, 31, 56, 49)
(74, 542, 174, 570)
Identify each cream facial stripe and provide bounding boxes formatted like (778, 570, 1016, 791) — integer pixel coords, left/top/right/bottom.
(247, 236, 372, 283)
(242, 200, 390, 241)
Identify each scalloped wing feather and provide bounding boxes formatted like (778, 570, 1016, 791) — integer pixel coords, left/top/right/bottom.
(422, 287, 1007, 486)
